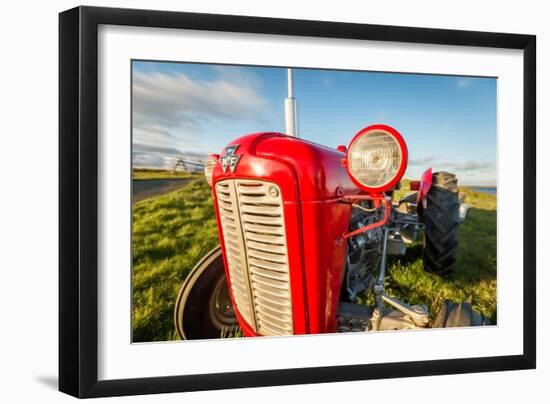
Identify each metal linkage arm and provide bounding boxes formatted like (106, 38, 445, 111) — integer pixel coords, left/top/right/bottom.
(381, 294, 429, 327)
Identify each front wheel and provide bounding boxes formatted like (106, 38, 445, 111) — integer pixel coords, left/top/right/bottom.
(433, 300, 490, 327)
(423, 171, 460, 276)
(174, 246, 239, 339)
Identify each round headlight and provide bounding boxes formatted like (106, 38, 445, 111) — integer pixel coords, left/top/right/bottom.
(204, 154, 218, 187)
(346, 124, 408, 192)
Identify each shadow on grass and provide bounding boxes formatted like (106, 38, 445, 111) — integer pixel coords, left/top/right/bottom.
(387, 206, 497, 324)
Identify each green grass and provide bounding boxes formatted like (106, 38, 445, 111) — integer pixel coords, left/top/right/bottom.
(132, 178, 217, 342)
(132, 178, 497, 341)
(133, 168, 199, 180)
(386, 181, 497, 323)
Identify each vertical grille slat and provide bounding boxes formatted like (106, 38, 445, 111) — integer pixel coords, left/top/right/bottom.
(215, 179, 293, 336)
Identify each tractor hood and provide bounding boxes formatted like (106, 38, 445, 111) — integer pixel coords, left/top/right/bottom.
(212, 132, 361, 202)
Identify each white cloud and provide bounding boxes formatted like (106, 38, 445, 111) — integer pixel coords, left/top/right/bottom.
(410, 156, 493, 173)
(210, 65, 264, 89)
(456, 78, 472, 88)
(449, 160, 494, 172)
(133, 70, 267, 130)
(132, 68, 268, 168)
(407, 157, 495, 186)
(322, 75, 333, 89)
(409, 155, 437, 166)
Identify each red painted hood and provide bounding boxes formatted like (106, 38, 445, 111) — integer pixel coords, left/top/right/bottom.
(212, 132, 361, 201)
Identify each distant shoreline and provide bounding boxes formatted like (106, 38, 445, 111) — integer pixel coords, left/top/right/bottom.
(468, 186, 497, 195)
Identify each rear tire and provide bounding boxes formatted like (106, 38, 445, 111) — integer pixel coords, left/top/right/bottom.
(423, 171, 460, 276)
(174, 246, 239, 339)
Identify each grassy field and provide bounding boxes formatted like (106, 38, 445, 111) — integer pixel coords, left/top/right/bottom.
(132, 178, 497, 342)
(133, 168, 198, 180)
(132, 177, 218, 342)
(386, 182, 497, 323)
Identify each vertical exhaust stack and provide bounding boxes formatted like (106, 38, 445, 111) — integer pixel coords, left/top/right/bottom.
(284, 68, 298, 138)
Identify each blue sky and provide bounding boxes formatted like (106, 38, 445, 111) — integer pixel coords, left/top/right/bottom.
(132, 61, 497, 186)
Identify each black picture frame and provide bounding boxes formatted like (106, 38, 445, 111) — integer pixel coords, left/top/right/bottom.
(59, 5, 536, 398)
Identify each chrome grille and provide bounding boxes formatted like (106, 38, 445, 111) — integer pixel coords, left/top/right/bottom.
(215, 179, 293, 335)
(215, 181, 256, 327)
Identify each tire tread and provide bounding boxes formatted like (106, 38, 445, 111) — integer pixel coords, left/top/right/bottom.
(423, 172, 460, 276)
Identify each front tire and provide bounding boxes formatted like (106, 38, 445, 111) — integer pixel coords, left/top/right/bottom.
(433, 300, 490, 327)
(174, 246, 239, 339)
(423, 171, 460, 276)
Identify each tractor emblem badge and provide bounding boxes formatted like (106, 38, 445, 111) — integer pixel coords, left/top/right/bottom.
(220, 145, 241, 173)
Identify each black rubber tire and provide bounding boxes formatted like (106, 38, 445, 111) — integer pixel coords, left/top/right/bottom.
(433, 300, 490, 328)
(423, 171, 460, 276)
(174, 246, 239, 340)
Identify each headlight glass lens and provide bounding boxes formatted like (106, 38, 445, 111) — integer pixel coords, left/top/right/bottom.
(348, 130, 402, 188)
(204, 155, 217, 187)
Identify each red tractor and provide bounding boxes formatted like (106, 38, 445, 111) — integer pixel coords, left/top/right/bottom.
(174, 124, 488, 339)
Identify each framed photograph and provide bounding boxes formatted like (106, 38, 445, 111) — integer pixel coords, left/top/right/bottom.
(59, 6, 536, 398)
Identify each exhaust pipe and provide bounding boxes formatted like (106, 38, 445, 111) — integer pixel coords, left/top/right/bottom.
(284, 68, 298, 137)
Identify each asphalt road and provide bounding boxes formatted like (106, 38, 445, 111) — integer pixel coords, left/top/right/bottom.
(132, 178, 192, 203)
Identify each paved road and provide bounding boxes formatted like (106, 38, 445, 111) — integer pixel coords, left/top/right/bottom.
(132, 178, 192, 203)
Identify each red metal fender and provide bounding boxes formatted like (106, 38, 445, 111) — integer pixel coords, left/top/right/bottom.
(417, 168, 433, 206)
